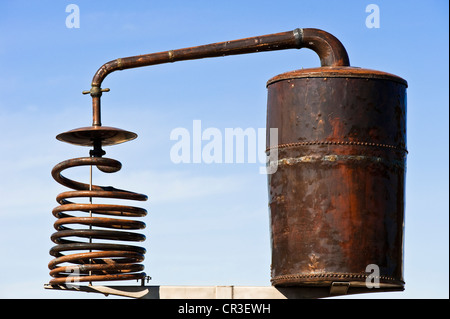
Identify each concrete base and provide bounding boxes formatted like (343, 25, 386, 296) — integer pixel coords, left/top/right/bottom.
(43, 283, 403, 299)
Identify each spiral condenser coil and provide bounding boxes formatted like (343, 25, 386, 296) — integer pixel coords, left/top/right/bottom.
(49, 127, 148, 285)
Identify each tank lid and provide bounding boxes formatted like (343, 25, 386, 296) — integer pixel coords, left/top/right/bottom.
(267, 66, 408, 87)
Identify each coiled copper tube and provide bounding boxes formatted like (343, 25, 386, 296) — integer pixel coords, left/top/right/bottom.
(49, 156, 147, 285)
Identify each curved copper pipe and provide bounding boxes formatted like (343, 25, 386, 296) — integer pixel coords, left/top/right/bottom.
(87, 28, 350, 126)
(300, 28, 350, 68)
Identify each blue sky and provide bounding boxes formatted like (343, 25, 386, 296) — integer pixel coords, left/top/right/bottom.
(0, 1, 448, 299)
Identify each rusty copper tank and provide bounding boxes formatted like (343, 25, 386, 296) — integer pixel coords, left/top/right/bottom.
(266, 64, 407, 290)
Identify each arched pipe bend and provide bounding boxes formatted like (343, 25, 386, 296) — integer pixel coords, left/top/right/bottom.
(86, 28, 350, 127)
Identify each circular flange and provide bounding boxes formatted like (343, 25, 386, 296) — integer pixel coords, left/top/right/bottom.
(56, 126, 137, 147)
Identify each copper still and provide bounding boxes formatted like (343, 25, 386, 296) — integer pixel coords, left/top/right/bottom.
(48, 28, 407, 293)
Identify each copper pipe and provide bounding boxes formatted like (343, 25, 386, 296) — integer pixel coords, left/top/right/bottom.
(86, 28, 350, 126)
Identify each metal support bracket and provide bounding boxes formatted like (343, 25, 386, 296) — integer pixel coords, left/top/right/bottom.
(330, 282, 350, 296)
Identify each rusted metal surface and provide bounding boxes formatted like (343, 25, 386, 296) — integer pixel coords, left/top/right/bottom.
(49, 156, 148, 285)
(266, 67, 407, 289)
(91, 28, 348, 87)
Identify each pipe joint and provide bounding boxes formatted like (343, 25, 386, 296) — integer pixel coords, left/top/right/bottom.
(83, 86, 110, 98)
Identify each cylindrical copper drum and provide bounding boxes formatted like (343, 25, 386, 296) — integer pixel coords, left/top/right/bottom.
(266, 67, 407, 290)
